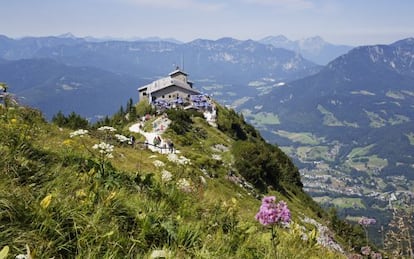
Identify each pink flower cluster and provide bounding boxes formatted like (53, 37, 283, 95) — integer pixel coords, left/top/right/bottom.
(255, 196, 291, 226)
(360, 246, 371, 256)
(358, 217, 376, 226)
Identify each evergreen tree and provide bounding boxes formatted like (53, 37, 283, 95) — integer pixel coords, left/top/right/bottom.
(52, 111, 68, 127)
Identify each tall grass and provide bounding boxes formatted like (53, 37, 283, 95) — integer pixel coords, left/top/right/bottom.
(0, 106, 351, 258)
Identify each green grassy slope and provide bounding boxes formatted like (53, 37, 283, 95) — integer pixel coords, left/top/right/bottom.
(0, 104, 367, 258)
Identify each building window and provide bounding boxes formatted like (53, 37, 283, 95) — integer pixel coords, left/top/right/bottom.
(143, 92, 147, 96)
(169, 95, 171, 98)
(187, 94, 190, 98)
(162, 95, 165, 98)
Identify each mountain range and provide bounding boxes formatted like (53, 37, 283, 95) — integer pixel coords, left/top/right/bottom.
(1, 33, 413, 232)
(259, 35, 353, 65)
(0, 57, 139, 120)
(241, 38, 414, 228)
(0, 34, 325, 118)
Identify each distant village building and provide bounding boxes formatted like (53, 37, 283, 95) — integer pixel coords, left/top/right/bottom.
(138, 67, 201, 104)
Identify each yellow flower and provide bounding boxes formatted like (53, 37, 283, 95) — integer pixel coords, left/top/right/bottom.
(231, 197, 238, 205)
(104, 191, 117, 204)
(40, 194, 52, 209)
(76, 189, 86, 198)
(62, 139, 73, 146)
(10, 118, 17, 124)
(0, 245, 10, 258)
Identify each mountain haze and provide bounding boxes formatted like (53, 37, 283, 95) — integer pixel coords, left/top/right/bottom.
(0, 34, 321, 118)
(260, 35, 353, 65)
(0, 58, 139, 120)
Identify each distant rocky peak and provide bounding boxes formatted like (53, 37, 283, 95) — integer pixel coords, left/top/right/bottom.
(57, 32, 77, 39)
(216, 37, 240, 45)
(391, 37, 414, 47)
(260, 35, 292, 44)
(297, 36, 326, 51)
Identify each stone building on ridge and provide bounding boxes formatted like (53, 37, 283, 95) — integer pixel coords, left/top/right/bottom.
(138, 68, 200, 104)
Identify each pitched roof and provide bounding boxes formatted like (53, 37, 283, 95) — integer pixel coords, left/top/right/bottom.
(138, 70, 200, 95)
(169, 69, 188, 77)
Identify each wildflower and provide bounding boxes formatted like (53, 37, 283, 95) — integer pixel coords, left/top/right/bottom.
(255, 196, 291, 226)
(92, 142, 114, 152)
(98, 126, 116, 132)
(40, 194, 52, 209)
(255, 196, 291, 257)
(70, 129, 88, 138)
(115, 134, 129, 143)
(153, 160, 165, 167)
(360, 246, 371, 256)
(75, 189, 87, 198)
(150, 249, 169, 258)
(92, 142, 114, 158)
(62, 139, 73, 146)
(161, 170, 172, 182)
(177, 178, 193, 192)
(105, 191, 117, 204)
(370, 252, 382, 259)
(10, 118, 17, 124)
(359, 216, 376, 246)
(358, 217, 376, 226)
(0, 246, 9, 258)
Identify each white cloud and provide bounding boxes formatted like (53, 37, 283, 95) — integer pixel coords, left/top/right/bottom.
(244, 0, 314, 10)
(122, 0, 225, 11)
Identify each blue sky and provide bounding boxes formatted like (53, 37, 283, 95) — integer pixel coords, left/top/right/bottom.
(1, 0, 413, 46)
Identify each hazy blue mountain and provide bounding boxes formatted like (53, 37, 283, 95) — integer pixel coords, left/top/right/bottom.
(260, 35, 353, 65)
(241, 38, 414, 223)
(83, 35, 183, 44)
(0, 58, 140, 120)
(0, 34, 86, 60)
(0, 34, 322, 111)
(245, 37, 414, 161)
(27, 36, 320, 82)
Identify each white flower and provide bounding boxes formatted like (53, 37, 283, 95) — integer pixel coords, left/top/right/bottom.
(177, 178, 193, 192)
(115, 134, 129, 143)
(92, 142, 114, 158)
(150, 249, 169, 258)
(212, 154, 222, 160)
(70, 129, 89, 138)
(153, 160, 165, 167)
(98, 126, 116, 132)
(161, 170, 172, 182)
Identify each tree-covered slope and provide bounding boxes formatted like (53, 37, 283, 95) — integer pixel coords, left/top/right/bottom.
(0, 58, 140, 120)
(238, 39, 414, 247)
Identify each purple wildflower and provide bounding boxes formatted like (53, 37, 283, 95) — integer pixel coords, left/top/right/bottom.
(358, 217, 376, 226)
(360, 246, 371, 256)
(255, 196, 291, 226)
(370, 252, 382, 259)
(276, 201, 291, 223)
(262, 196, 276, 204)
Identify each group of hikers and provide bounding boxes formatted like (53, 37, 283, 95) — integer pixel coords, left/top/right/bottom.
(127, 134, 174, 154)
